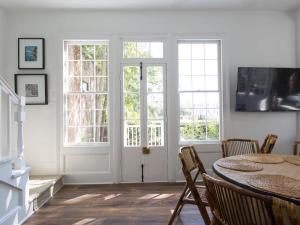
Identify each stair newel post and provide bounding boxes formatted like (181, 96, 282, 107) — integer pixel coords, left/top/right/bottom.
(14, 96, 26, 169)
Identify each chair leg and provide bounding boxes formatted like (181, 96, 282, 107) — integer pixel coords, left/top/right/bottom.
(210, 216, 220, 225)
(196, 204, 211, 225)
(168, 185, 188, 225)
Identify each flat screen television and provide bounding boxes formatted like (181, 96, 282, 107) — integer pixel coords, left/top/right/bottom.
(235, 67, 300, 112)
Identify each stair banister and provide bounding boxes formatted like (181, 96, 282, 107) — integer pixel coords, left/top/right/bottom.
(0, 75, 26, 169)
(14, 96, 26, 169)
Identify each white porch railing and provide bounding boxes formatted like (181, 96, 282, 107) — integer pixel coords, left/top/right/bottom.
(124, 124, 163, 147)
(0, 76, 26, 169)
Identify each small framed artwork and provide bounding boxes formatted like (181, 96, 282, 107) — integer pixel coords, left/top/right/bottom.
(15, 74, 48, 105)
(18, 38, 45, 69)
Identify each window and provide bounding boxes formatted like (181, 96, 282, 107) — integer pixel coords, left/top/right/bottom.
(178, 40, 221, 142)
(123, 41, 163, 58)
(63, 40, 109, 145)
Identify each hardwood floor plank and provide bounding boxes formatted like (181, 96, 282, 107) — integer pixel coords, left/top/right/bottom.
(24, 183, 208, 225)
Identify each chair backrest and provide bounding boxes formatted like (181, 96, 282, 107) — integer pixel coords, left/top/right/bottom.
(221, 138, 259, 158)
(179, 146, 206, 175)
(293, 141, 300, 156)
(260, 134, 278, 154)
(202, 173, 276, 225)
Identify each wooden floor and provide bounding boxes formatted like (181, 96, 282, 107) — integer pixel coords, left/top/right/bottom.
(24, 183, 209, 225)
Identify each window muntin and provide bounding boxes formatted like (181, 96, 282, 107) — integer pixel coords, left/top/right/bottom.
(64, 41, 109, 145)
(123, 41, 163, 59)
(178, 41, 221, 142)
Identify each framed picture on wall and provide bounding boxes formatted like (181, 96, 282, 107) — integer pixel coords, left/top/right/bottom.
(18, 38, 45, 69)
(15, 74, 48, 105)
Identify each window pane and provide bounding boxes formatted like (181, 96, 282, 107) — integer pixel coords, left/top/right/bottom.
(192, 60, 204, 75)
(192, 44, 204, 59)
(179, 60, 191, 75)
(148, 120, 164, 146)
(68, 77, 81, 92)
(82, 61, 94, 76)
(150, 42, 163, 58)
(193, 93, 206, 108)
(124, 120, 140, 146)
(191, 76, 205, 91)
(205, 76, 218, 91)
(179, 76, 192, 91)
(95, 94, 108, 110)
(124, 93, 140, 119)
(205, 43, 218, 59)
(68, 61, 81, 77)
(68, 45, 81, 60)
(81, 94, 93, 109)
(95, 45, 108, 60)
(180, 93, 193, 108)
(64, 41, 109, 145)
(96, 77, 108, 92)
(178, 44, 191, 59)
(67, 110, 80, 126)
(148, 94, 163, 119)
(178, 40, 221, 142)
(96, 61, 108, 76)
(123, 41, 163, 59)
(67, 94, 80, 111)
(82, 77, 95, 92)
(80, 127, 94, 142)
(137, 42, 150, 57)
(96, 127, 108, 142)
(96, 110, 108, 125)
(123, 66, 140, 92)
(205, 60, 218, 75)
(147, 66, 163, 92)
(80, 110, 94, 126)
(206, 93, 219, 108)
(82, 45, 95, 60)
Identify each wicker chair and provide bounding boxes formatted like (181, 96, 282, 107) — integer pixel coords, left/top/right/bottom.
(168, 146, 210, 225)
(202, 173, 276, 225)
(260, 134, 278, 154)
(221, 138, 259, 158)
(293, 141, 300, 156)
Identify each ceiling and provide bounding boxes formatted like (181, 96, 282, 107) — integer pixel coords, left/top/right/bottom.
(0, 0, 299, 11)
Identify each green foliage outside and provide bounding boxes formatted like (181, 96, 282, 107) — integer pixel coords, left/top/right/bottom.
(180, 122, 219, 141)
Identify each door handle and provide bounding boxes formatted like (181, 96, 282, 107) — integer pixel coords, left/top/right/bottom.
(142, 146, 150, 154)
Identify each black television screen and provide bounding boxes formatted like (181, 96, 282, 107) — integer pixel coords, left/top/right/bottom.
(235, 67, 300, 112)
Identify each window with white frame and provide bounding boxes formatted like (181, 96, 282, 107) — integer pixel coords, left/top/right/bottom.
(178, 40, 221, 142)
(123, 41, 164, 58)
(63, 40, 109, 145)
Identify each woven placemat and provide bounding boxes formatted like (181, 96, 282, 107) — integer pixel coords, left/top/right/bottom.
(216, 158, 263, 172)
(240, 154, 284, 164)
(247, 174, 300, 199)
(284, 155, 300, 166)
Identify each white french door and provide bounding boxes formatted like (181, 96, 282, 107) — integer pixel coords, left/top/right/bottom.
(121, 63, 167, 182)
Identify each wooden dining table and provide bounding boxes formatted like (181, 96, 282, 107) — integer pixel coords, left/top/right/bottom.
(213, 154, 300, 225)
(212, 154, 300, 205)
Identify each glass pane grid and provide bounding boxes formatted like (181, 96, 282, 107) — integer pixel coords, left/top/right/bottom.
(64, 41, 109, 145)
(123, 41, 164, 59)
(178, 41, 220, 142)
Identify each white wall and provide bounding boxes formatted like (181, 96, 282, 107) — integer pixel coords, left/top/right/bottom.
(0, 8, 6, 76)
(297, 10, 300, 67)
(3, 10, 297, 182)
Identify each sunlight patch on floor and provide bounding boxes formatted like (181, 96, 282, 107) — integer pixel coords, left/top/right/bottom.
(104, 193, 122, 200)
(72, 218, 96, 225)
(63, 194, 101, 204)
(138, 194, 160, 199)
(153, 193, 174, 199)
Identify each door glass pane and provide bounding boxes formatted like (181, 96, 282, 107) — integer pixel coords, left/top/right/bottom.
(123, 66, 141, 147)
(147, 66, 164, 147)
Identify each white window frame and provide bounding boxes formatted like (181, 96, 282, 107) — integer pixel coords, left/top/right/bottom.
(63, 40, 111, 147)
(177, 39, 223, 145)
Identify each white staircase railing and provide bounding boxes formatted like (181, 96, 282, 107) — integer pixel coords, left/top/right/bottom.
(0, 75, 26, 169)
